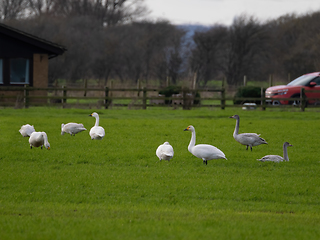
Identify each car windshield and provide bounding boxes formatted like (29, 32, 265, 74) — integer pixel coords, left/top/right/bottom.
(287, 75, 316, 86)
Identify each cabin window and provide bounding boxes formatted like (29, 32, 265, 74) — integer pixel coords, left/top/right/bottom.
(10, 58, 29, 84)
(0, 59, 3, 84)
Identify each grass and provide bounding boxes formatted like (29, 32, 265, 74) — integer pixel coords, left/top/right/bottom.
(0, 107, 319, 239)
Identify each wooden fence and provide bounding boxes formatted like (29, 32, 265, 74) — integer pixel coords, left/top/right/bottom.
(0, 85, 319, 111)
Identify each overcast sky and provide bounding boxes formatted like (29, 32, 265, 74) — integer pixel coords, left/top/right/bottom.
(144, 0, 320, 26)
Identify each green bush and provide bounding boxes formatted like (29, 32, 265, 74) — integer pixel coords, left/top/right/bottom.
(159, 86, 200, 105)
(194, 91, 201, 105)
(233, 86, 264, 105)
(159, 85, 181, 104)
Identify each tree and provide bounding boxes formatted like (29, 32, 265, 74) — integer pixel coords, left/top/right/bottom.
(190, 25, 228, 86)
(223, 15, 269, 86)
(0, 0, 27, 20)
(26, 0, 55, 16)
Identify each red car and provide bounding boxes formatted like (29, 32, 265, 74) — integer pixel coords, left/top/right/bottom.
(265, 72, 320, 105)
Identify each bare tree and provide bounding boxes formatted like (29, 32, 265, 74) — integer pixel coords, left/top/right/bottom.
(27, 0, 55, 16)
(0, 0, 27, 20)
(223, 15, 269, 86)
(190, 25, 228, 86)
(48, 0, 148, 26)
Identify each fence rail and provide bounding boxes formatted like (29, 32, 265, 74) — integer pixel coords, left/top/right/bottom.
(0, 85, 319, 111)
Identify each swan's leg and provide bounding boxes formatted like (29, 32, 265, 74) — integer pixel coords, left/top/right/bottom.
(250, 146, 253, 151)
(30, 146, 32, 149)
(246, 145, 248, 150)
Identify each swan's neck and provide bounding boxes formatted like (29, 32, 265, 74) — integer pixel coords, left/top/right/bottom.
(233, 118, 239, 136)
(94, 116, 99, 126)
(42, 132, 48, 144)
(283, 144, 289, 161)
(188, 130, 196, 152)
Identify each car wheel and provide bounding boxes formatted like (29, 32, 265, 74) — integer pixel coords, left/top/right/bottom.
(289, 94, 301, 106)
(289, 94, 308, 106)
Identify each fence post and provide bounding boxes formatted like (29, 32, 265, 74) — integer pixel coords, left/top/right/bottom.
(62, 85, 67, 108)
(83, 79, 87, 97)
(300, 88, 306, 111)
(137, 79, 141, 97)
(182, 87, 189, 110)
(261, 87, 266, 111)
(105, 86, 109, 109)
(221, 78, 225, 110)
(24, 84, 29, 108)
(142, 87, 147, 109)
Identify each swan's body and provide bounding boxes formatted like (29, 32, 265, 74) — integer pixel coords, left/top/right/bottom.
(257, 142, 292, 162)
(61, 123, 86, 136)
(29, 131, 50, 149)
(156, 141, 174, 161)
(89, 112, 105, 140)
(184, 125, 227, 165)
(19, 124, 35, 137)
(229, 115, 267, 151)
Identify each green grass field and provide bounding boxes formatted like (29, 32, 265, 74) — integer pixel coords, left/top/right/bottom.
(0, 107, 319, 239)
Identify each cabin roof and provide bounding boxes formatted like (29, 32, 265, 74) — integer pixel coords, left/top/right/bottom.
(0, 23, 67, 59)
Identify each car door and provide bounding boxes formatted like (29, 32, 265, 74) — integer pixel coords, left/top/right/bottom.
(305, 76, 320, 104)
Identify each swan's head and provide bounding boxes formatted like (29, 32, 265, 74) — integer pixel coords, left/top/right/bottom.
(184, 125, 194, 132)
(163, 141, 170, 145)
(89, 112, 99, 118)
(61, 123, 65, 135)
(44, 142, 50, 150)
(229, 115, 239, 119)
(41, 132, 50, 150)
(284, 142, 293, 147)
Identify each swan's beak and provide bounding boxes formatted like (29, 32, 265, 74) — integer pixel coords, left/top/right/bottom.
(184, 128, 189, 131)
(47, 147, 50, 150)
(89, 114, 92, 116)
(289, 144, 293, 147)
(229, 116, 234, 118)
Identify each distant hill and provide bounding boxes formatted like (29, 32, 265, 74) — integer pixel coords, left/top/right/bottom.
(177, 24, 211, 39)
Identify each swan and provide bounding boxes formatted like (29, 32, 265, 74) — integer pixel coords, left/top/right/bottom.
(156, 141, 174, 161)
(184, 125, 227, 165)
(61, 123, 87, 136)
(257, 142, 293, 162)
(229, 115, 267, 151)
(89, 112, 105, 140)
(19, 124, 35, 137)
(29, 131, 50, 150)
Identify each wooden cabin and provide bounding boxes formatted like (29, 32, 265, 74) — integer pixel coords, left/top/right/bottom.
(0, 23, 66, 105)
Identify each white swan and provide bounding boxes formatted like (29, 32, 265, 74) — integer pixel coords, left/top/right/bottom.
(29, 131, 50, 150)
(257, 142, 292, 162)
(61, 123, 87, 136)
(229, 115, 267, 151)
(19, 124, 35, 137)
(184, 125, 227, 165)
(156, 141, 174, 161)
(89, 112, 105, 140)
